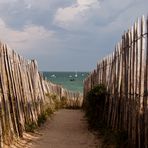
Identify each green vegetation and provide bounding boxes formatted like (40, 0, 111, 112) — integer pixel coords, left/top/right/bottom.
(25, 92, 81, 133)
(84, 84, 107, 129)
(25, 107, 54, 132)
(60, 96, 67, 108)
(25, 122, 37, 133)
(84, 84, 128, 148)
(37, 107, 53, 126)
(46, 93, 62, 110)
(46, 93, 75, 109)
(98, 127, 128, 148)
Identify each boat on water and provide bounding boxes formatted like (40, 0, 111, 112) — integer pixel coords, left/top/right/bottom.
(70, 78, 75, 81)
(75, 72, 78, 78)
(69, 74, 75, 81)
(51, 74, 56, 78)
(69, 75, 72, 78)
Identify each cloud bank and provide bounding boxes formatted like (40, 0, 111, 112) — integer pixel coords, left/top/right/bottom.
(54, 0, 100, 30)
(0, 0, 147, 71)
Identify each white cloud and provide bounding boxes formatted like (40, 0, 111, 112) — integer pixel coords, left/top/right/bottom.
(26, 3, 32, 9)
(24, 0, 51, 10)
(54, 0, 100, 30)
(77, 0, 99, 6)
(0, 18, 55, 52)
(53, 0, 142, 31)
(0, 18, 5, 27)
(0, 0, 17, 4)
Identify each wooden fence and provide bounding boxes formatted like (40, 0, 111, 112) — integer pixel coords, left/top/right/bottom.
(84, 16, 148, 148)
(0, 42, 83, 147)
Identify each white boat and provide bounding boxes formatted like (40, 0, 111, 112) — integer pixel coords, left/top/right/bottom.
(69, 75, 72, 78)
(75, 72, 78, 78)
(51, 74, 56, 78)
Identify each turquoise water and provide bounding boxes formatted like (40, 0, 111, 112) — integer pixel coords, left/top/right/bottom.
(43, 72, 89, 92)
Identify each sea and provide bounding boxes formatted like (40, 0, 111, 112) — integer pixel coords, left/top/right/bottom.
(42, 72, 89, 93)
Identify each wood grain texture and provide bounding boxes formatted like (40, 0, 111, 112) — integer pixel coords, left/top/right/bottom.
(0, 42, 83, 148)
(84, 16, 148, 148)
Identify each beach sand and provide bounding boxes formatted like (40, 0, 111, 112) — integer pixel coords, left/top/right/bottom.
(5, 109, 101, 148)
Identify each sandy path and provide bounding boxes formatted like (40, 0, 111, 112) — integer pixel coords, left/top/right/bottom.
(25, 109, 101, 148)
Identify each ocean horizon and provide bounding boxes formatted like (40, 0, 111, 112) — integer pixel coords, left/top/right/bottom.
(42, 71, 89, 92)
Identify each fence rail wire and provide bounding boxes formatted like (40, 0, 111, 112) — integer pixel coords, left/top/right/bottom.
(84, 16, 148, 148)
(0, 41, 83, 148)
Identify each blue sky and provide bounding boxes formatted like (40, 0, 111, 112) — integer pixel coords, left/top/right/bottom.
(0, 0, 147, 71)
